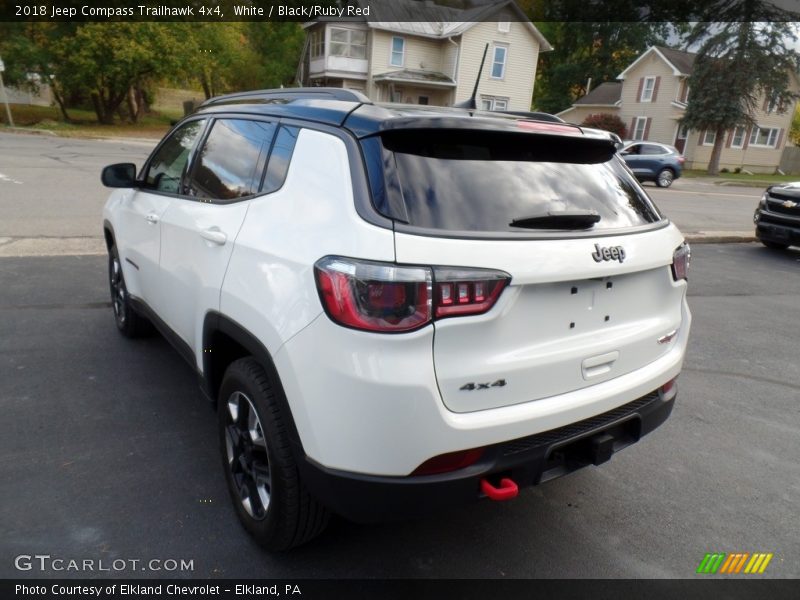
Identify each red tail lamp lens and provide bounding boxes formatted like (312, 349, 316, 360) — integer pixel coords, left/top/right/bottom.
(433, 268, 510, 319)
(315, 258, 432, 333)
(315, 257, 511, 332)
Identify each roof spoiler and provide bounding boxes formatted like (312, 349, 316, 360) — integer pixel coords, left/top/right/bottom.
(200, 87, 372, 107)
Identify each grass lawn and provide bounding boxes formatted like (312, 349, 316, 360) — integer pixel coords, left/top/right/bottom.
(0, 103, 179, 139)
(683, 169, 800, 184)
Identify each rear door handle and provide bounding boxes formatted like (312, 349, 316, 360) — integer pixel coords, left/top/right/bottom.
(145, 213, 159, 225)
(200, 227, 227, 245)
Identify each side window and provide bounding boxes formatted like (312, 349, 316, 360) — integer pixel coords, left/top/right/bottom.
(641, 144, 665, 155)
(187, 119, 276, 201)
(144, 119, 206, 194)
(261, 125, 300, 193)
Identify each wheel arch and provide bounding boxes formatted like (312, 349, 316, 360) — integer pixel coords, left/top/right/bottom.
(202, 312, 305, 456)
(103, 219, 116, 251)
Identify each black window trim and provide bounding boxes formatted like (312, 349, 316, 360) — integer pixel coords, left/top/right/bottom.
(138, 116, 210, 199)
(138, 113, 290, 205)
(183, 117, 277, 203)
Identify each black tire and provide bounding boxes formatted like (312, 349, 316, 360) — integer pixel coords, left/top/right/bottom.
(218, 357, 329, 551)
(761, 239, 789, 250)
(108, 245, 150, 337)
(656, 168, 675, 188)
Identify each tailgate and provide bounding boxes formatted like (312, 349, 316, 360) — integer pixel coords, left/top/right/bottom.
(395, 226, 688, 413)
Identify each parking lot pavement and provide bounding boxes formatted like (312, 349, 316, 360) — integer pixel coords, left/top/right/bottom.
(1, 244, 799, 579)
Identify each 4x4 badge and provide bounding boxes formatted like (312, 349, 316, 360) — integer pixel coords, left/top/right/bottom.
(592, 244, 626, 263)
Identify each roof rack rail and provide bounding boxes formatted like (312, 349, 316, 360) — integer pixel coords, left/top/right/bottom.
(200, 87, 372, 107)
(497, 110, 565, 123)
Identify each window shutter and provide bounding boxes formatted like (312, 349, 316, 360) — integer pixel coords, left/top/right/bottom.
(776, 128, 784, 148)
(652, 76, 661, 102)
(725, 130, 733, 148)
(636, 78, 644, 102)
(630, 118, 636, 138)
(742, 126, 751, 150)
(643, 117, 651, 140)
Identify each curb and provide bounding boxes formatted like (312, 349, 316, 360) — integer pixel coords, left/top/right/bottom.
(684, 232, 757, 244)
(1, 126, 57, 136)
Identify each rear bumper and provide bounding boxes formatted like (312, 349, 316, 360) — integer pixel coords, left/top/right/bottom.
(298, 386, 675, 523)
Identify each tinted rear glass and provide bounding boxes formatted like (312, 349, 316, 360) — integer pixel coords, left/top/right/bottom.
(368, 130, 662, 234)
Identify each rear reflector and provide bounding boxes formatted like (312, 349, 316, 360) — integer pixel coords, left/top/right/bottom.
(315, 257, 510, 333)
(659, 378, 678, 401)
(410, 448, 485, 476)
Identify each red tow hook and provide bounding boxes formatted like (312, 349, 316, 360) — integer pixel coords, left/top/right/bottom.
(480, 477, 519, 501)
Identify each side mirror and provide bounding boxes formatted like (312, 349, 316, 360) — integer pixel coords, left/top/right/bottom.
(102, 163, 137, 188)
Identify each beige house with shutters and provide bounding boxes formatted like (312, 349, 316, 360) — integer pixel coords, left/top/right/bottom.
(558, 46, 799, 173)
(297, 0, 551, 111)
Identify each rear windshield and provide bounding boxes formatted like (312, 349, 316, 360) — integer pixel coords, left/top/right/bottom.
(363, 129, 662, 234)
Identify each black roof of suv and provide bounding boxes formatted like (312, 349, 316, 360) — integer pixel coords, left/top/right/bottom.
(193, 87, 618, 147)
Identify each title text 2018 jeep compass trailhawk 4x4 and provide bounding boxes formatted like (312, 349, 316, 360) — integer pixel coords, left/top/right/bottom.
(101, 88, 691, 550)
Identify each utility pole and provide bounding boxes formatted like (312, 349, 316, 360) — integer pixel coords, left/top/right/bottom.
(0, 57, 15, 128)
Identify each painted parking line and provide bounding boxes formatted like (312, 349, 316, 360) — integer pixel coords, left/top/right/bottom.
(0, 237, 105, 257)
(0, 172, 23, 185)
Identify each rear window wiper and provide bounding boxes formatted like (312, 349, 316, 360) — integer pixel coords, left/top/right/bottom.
(509, 210, 601, 230)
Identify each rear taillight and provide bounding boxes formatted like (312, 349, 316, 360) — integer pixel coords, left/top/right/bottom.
(314, 257, 510, 333)
(671, 243, 691, 281)
(677, 156, 686, 165)
(433, 267, 510, 319)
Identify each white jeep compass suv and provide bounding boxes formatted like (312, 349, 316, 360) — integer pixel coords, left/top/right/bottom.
(101, 88, 691, 550)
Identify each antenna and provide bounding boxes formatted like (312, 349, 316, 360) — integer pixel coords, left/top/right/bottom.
(454, 43, 489, 110)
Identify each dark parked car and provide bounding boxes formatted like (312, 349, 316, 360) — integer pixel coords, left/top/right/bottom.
(620, 141, 684, 188)
(754, 182, 800, 249)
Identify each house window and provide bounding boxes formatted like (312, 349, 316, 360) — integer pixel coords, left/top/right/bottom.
(480, 96, 509, 111)
(418, 96, 429, 105)
(498, 22, 510, 33)
(310, 30, 325, 58)
(749, 126, 780, 147)
(391, 87, 403, 103)
(329, 27, 367, 60)
(731, 126, 746, 148)
(491, 45, 507, 79)
(678, 80, 689, 103)
(390, 36, 405, 67)
(766, 97, 779, 114)
(640, 76, 656, 102)
(703, 130, 716, 145)
(632, 116, 648, 141)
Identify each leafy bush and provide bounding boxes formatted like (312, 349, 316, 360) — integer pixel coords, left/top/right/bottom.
(580, 113, 627, 138)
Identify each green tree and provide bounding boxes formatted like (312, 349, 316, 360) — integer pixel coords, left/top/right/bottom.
(680, 4, 800, 175)
(790, 104, 800, 145)
(55, 23, 190, 124)
(531, 21, 675, 114)
(0, 23, 78, 121)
